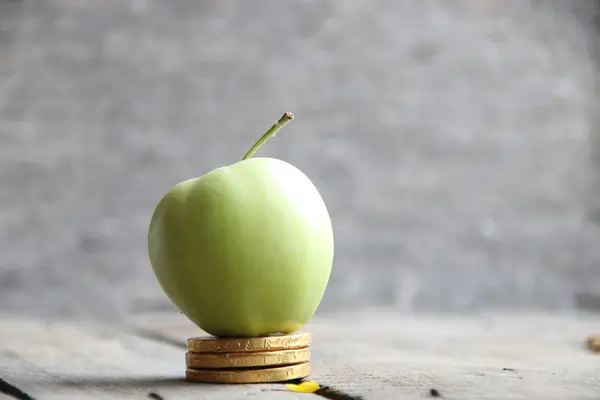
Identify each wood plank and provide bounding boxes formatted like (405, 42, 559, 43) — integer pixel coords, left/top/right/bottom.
(0, 315, 304, 399)
(2, 310, 599, 399)
(132, 310, 600, 399)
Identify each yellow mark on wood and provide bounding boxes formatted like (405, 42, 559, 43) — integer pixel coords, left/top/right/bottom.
(286, 381, 321, 393)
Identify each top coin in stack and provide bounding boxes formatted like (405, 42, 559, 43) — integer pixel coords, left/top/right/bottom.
(187, 332, 311, 353)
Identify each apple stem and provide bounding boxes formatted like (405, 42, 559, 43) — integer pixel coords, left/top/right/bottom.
(242, 111, 295, 160)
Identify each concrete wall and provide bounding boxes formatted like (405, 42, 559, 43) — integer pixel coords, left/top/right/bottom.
(1, 0, 600, 319)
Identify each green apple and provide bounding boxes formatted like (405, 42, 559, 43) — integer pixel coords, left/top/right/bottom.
(148, 112, 334, 338)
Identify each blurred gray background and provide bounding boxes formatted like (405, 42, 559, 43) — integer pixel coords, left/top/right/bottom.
(2, 0, 600, 320)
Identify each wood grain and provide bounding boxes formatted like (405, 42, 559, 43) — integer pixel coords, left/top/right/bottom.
(133, 310, 600, 399)
(0, 315, 301, 399)
(1, 310, 599, 399)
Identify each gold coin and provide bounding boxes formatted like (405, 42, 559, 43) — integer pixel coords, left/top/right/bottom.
(185, 362, 310, 384)
(186, 348, 310, 369)
(587, 334, 600, 352)
(187, 332, 311, 353)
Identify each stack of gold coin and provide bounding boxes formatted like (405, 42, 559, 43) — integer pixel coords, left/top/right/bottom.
(185, 332, 312, 383)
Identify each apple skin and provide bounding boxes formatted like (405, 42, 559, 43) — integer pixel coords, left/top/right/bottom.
(148, 157, 334, 338)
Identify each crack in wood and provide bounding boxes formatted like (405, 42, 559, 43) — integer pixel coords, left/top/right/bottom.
(132, 328, 187, 350)
(313, 385, 365, 400)
(0, 377, 35, 400)
(282, 379, 364, 400)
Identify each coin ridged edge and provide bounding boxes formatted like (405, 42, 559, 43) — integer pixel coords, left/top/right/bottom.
(186, 348, 311, 369)
(187, 332, 311, 353)
(185, 362, 311, 384)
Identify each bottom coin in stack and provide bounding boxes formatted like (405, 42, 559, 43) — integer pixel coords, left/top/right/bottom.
(185, 362, 311, 384)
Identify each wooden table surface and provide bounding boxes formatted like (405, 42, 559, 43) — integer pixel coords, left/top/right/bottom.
(1, 310, 599, 399)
